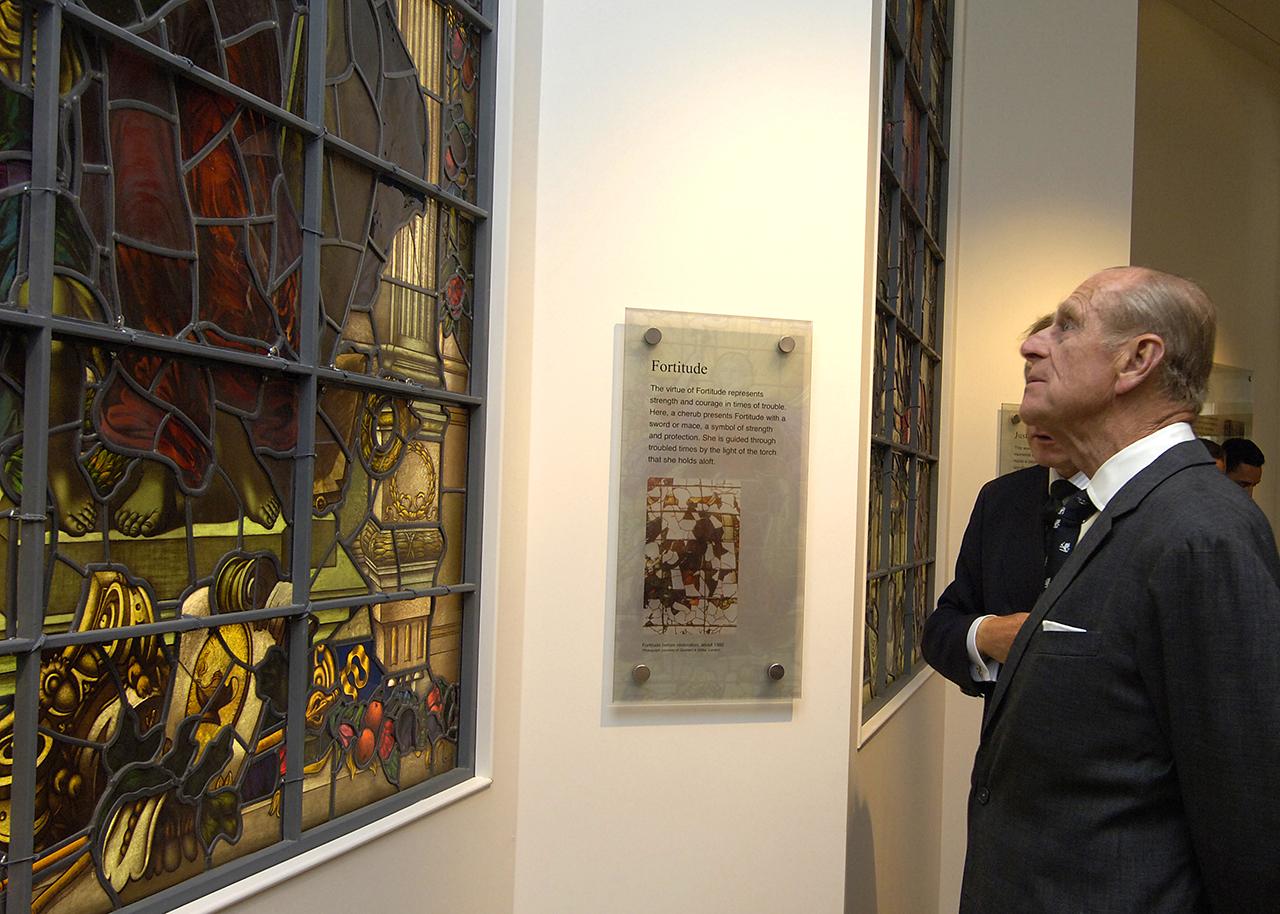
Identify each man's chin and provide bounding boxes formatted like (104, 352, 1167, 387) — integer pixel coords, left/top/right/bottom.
(1018, 395, 1048, 425)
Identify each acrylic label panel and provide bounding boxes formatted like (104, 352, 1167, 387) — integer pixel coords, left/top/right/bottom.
(613, 309, 811, 702)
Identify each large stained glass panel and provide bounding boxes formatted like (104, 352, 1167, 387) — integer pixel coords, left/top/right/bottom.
(0, 0, 493, 908)
(864, 0, 951, 724)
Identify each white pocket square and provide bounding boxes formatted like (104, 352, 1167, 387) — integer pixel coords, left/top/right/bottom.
(1042, 620, 1088, 633)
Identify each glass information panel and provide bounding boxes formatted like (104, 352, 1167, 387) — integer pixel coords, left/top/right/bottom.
(613, 309, 811, 703)
(998, 403, 1038, 476)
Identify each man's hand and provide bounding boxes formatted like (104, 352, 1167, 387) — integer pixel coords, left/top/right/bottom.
(975, 612, 1030, 663)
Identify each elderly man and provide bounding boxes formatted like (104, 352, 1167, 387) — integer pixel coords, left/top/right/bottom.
(960, 267, 1280, 912)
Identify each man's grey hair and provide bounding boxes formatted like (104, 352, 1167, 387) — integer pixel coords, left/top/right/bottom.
(1096, 267, 1216, 413)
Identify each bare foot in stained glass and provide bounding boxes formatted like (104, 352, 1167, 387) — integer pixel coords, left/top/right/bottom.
(46, 335, 100, 536)
(218, 412, 282, 529)
(114, 460, 179, 537)
(47, 440, 98, 536)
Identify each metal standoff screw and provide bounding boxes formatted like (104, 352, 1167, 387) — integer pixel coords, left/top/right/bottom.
(767, 663, 785, 681)
(632, 664, 651, 684)
(777, 336, 796, 354)
(643, 327, 663, 346)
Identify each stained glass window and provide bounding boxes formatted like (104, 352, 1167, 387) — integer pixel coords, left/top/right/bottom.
(0, 0, 494, 909)
(864, 0, 951, 721)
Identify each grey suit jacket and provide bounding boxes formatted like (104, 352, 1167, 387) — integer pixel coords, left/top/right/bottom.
(961, 440, 1280, 913)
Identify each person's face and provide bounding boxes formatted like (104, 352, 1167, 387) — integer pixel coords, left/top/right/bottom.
(1019, 279, 1124, 430)
(1226, 462, 1262, 498)
(1025, 423, 1075, 476)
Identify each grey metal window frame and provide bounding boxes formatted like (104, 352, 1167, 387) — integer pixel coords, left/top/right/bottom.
(863, 0, 953, 723)
(0, 0, 497, 909)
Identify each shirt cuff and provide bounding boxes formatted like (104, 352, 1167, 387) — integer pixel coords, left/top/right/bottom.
(967, 615, 1001, 683)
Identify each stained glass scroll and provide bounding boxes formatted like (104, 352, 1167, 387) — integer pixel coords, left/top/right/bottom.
(614, 309, 811, 703)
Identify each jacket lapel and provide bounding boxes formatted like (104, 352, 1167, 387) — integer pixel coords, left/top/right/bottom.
(981, 440, 1211, 735)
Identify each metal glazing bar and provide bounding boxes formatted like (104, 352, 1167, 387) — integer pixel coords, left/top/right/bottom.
(34, 602, 310, 650)
(0, 637, 37, 656)
(322, 132, 490, 221)
(310, 368, 482, 407)
(9, 4, 62, 909)
(0, 311, 485, 407)
(441, 0, 495, 34)
(282, 0, 329, 845)
(454, 0, 499, 772)
(308, 582, 477, 614)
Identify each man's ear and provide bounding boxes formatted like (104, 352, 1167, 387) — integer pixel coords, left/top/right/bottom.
(1114, 333, 1165, 395)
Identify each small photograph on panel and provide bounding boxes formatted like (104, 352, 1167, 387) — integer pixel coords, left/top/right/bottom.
(643, 478, 740, 634)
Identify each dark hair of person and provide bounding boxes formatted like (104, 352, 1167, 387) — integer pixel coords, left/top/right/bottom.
(1223, 437, 1265, 471)
(1200, 438, 1223, 461)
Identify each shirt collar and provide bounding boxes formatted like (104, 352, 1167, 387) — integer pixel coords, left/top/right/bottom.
(1085, 422, 1196, 512)
(1048, 466, 1092, 490)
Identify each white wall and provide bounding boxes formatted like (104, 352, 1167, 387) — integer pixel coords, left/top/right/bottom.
(935, 0, 1140, 909)
(1132, 0, 1280, 527)
(511, 2, 871, 911)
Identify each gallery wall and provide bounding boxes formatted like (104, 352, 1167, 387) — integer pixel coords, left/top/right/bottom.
(510, 0, 871, 910)
(1131, 0, 1280, 528)
(934, 0, 1140, 908)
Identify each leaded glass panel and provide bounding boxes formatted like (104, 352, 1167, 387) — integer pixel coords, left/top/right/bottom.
(437, 207, 475, 390)
(872, 313, 888, 436)
(310, 388, 464, 603)
(301, 595, 460, 829)
(0, 3, 33, 311)
(28, 618, 288, 913)
(865, 0, 951, 724)
(38, 343, 296, 635)
(923, 252, 938, 348)
(913, 459, 931, 561)
(917, 356, 935, 453)
(868, 445, 885, 572)
(441, 11, 480, 202)
(892, 332, 911, 445)
(909, 0, 926, 80)
(890, 453, 908, 566)
(67, 1, 301, 108)
(0, 0, 494, 907)
(899, 206, 916, 321)
(912, 565, 929, 663)
(887, 569, 906, 681)
(21, 19, 307, 356)
(864, 577, 880, 703)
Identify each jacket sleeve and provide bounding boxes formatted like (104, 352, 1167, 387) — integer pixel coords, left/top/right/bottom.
(921, 484, 992, 696)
